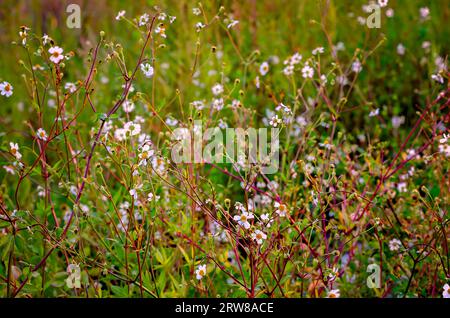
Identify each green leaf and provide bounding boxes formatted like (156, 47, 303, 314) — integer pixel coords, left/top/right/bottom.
(430, 185, 440, 198)
(111, 285, 128, 297)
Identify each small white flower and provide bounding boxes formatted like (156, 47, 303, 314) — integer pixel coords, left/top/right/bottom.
(255, 76, 260, 88)
(301, 64, 314, 79)
(0, 81, 13, 97)
(251, 229, 267, 245)
(269, 115, 282, 127)
(140, 63, 154, 78)
(195, 264, 206, 280)
(165, 117, 178, 126)
(4, 165, 15, 175)
(440, 133, 449, 144)
(218, 119, 228, 129)
(36, 128, 48, 141)
(124, 121, 141, 136)
(386, 8, 394, 17)
(9, 142, 22, 160)
(431, 74, 444, 84)
(435, 56, 447, 72)
(42, 34, 51, 45)
(283, 64, 294, 76)
(211, 83, 224, 96)
(420, 7, 430, 20)
(147, 192, 160, 202)
(276, 102, 292, 115)
(274, 202, 288, 217)
(233, 211, 254, 229)
(80, 204, 89, 214)
(337, 75, 349, 86)
(158, 13, 167, 21)
(139, 144, 154, 165)
(291, 52, 302, 64)
(397, 182, 407, 193)
(369, 108, 379, 117)
(438, 144, 450, 157)
(443, 283, 450, 298)
(312, 47, 324, 55)
(259, 61, 269, 76)
(212, 98, 224, 111)
(65, 82, 77, 93)
(138, 13, 149, 26)
(190, 100, 204, 110)
(396, 43, 406, 56)
(152, 156, 166, 174)
(268, 180, 279, 191)
(352, 59, 362, 73)
(327, 289, 340, 298)
(378, 0, 388, 8)
(192, 8, 201, 16)
(48, 46, 64, 64)
(227, 19, 239, 29)
(195, 22, 205, 32)
(116, 10, 126, 20)
(155, 24, 167, 38)
(304, 163, 314, 174)
(114, 128, 127, 141)
(392, 116, 405, 128)
(225, 100, 238, 111)
(122, 100, 135, 113)
(129, 188, 139, 200)
(129, 184, 142, 201)
(406, 149, 419, 160)
(328, 266, 339, 281)
(389, 238, 402, 251)
(19, 29, 27, 45)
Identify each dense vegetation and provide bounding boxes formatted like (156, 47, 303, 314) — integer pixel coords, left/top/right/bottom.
(0, 0, 449, 298)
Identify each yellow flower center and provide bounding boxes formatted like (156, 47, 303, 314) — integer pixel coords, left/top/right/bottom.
(5, 84, 11, 91)
(53, 52, 60, 58)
